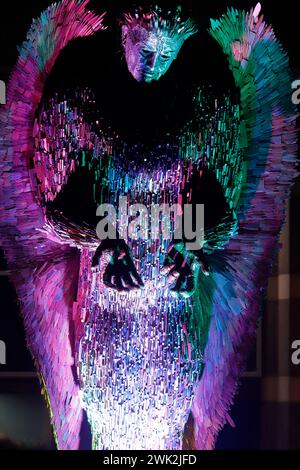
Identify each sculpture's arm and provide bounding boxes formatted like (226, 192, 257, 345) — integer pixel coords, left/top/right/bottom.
(191, 4, 298, 450)
(0, 1, 105, 449)
(0, 0, 105, 262)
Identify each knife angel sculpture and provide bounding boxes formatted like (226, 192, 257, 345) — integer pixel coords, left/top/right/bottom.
(0, 0, 297, 450)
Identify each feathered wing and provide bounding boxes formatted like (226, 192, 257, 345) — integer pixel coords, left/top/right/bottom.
(0, 0, 105, 449)
(192, 5, 298, 449)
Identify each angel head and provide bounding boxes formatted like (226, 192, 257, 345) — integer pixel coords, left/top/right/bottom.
(121, 6, 197, 83)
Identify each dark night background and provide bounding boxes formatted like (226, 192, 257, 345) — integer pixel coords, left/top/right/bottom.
(0, 0, 300, 450)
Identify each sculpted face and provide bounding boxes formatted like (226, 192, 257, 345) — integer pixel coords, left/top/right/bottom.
(121, 10, 197, 82)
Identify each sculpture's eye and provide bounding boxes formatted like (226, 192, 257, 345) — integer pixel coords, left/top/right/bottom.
(142, 48, 154, 56)
(161, 53, 170, 61)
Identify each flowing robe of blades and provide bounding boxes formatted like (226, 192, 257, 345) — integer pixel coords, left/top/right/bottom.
(34, 89, 239, 449)
(0, 1, 298, 449)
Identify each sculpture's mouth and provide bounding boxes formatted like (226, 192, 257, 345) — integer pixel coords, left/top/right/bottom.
(139, 68, 155, 82)
(129, 63, 155, 82)
(133, 61, 166, 83)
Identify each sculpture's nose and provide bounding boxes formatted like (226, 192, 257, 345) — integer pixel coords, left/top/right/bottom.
(146, 51, 158, 71)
